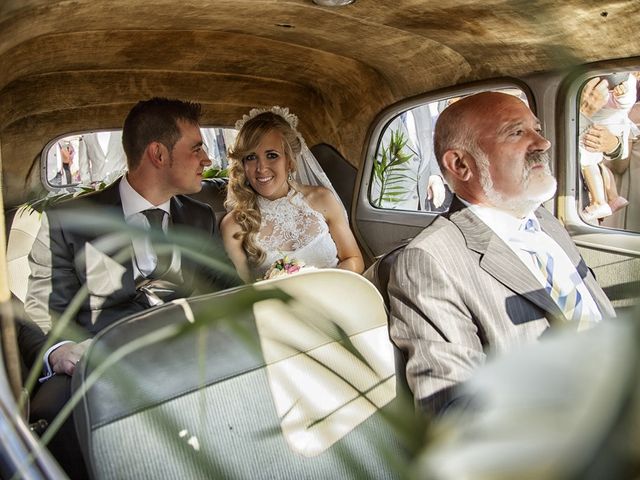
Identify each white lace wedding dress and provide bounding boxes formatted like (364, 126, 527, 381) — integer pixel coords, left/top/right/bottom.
(254, 189, 339, 279)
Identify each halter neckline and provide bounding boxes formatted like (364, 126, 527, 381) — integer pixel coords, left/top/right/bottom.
(257, 188, 295, 209)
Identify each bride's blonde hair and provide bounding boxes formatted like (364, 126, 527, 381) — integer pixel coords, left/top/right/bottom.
(226, 111, 302, 266)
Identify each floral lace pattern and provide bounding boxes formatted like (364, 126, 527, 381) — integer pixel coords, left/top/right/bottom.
(255, 190, 338, 278)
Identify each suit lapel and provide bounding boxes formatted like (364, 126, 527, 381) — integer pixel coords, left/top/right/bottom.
(170, 195, 186, 227)
(87, 178, 136, 294)
(169, 196, 194, 284)
(449, 203, 564, 320)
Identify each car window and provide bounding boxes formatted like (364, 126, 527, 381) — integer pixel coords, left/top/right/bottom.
(369, 87, 529, 213)
(43, 127, 236, 191)
(577, 70, 640, 233)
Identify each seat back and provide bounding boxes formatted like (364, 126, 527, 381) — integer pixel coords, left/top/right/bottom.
(310, 143, 357, 214)
(187, 177, 228, 228)
(363, 243, 411, 401)
(6, 207, 41, 304)
(73, 269, 409, 479)
(364, 243, 409, 312)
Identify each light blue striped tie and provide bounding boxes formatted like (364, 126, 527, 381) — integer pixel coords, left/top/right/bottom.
(523, 219, 590, 329)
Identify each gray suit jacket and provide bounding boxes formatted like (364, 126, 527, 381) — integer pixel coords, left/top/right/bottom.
(388, 198, 615, 414)
(25, 178, 236, 342)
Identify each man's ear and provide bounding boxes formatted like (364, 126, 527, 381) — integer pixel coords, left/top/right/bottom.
(146, 141, 165, 168)
(442, 149, 473, 182)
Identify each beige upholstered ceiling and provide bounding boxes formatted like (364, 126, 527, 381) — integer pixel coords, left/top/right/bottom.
(1, 0, 639, 207)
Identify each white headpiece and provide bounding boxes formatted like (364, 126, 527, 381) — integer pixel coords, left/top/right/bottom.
(235, 106, 299, 132)
(235, 106, 346, 216)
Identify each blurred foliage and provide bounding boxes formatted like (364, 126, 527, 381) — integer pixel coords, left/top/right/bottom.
(25, 182, 108, 213)
(202, 166, 228, 179)
(17, 211, 423, 479)
(416, 306, 640, 480)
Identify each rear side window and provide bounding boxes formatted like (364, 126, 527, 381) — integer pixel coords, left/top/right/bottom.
(576, 70, 640, 233)
(369, 87, 529, 213)
(42, 127, 237, 191)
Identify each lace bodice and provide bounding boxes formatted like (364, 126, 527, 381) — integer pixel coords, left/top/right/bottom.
(254, 190, 338, 278)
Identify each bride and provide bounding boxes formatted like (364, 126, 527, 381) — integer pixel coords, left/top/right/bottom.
(221, 106, 364, 282)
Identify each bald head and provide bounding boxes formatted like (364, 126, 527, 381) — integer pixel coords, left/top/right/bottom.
(434, 92, 524, 170)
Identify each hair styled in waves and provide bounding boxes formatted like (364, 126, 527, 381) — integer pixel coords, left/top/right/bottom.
(225, 111, 302, 266)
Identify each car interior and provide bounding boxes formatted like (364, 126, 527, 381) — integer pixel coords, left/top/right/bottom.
(1, 1, 640, 478)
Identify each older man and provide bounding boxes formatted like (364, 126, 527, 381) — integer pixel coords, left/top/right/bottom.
(388, 92, 615, 415)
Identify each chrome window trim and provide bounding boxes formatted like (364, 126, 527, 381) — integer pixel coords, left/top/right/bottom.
(558, 58, 640, 256)
(354, 78, 535, 226)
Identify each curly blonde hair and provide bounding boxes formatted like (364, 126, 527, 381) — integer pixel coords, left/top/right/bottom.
(225, 111, 302, 266)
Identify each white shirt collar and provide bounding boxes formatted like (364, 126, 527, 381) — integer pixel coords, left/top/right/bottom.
(119, 175, 171, 219)
(458, 197, 536, 241)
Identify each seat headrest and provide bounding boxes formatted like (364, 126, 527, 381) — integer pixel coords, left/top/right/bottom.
(188, 178, 228, 214)
(310, 143, 356, 213)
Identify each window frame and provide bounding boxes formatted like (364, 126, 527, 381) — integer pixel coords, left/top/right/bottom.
(558, 61, 640, 256)
(355, 78, 536, 227)
(40, 129, 125, 192)
(40, 126, 237, 193)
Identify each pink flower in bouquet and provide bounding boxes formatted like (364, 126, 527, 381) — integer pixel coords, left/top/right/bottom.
(284, 264, 300, 274)
(264, 255, 305, 280)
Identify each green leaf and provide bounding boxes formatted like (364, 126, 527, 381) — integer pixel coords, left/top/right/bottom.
(371, 128, 417, 207)
(202, 167, 228, 179)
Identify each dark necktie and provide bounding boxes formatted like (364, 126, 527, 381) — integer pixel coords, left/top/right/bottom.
(141, 208, 172, 279)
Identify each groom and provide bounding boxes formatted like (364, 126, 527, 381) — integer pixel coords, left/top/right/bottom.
(23, 97, 238, 478)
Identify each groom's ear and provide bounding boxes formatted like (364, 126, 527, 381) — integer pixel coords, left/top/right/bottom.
(146, 141, 165, 168)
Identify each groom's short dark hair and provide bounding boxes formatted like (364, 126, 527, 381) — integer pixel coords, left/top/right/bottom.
(122, 97, 202, 170)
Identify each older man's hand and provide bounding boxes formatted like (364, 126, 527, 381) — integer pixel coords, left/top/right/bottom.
(49, 339, 91, 376)
(580, 77, 609, 118)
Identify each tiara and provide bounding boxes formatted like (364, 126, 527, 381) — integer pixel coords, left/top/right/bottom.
(234, 105, 299, 132)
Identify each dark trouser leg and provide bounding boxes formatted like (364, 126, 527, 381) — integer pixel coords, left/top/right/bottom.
(30, 375, 89, 479)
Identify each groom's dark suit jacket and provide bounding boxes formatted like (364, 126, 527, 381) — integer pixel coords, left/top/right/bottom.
(21, 178, 237, 364)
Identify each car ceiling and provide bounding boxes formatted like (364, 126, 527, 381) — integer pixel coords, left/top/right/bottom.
(1, 0, 639, 207)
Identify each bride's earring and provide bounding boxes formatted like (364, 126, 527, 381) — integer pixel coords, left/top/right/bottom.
(288, 171, 293, 182)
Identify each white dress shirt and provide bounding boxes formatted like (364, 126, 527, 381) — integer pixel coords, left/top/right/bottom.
(119, 175, 179, 278)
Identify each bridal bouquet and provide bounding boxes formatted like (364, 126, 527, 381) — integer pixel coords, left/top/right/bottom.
(263, 256, 306, 280)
